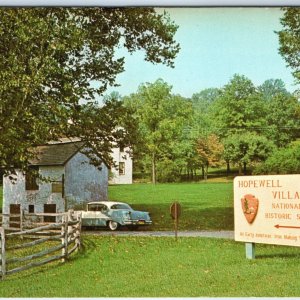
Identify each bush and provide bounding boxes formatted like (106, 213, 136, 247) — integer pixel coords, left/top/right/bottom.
(156, 160, 181, 182)
(254, 143, 300, 174)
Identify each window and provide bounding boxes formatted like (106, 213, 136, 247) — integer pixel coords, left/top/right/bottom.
(111, 204, 132, 210)
(88, 204, 108, 213)
(44, 204, 56, 223)
(28, 205, 35, 213)
(119, 162, 125, 175)
(52, 182, 63, 193)
(25, 166, 39, 191)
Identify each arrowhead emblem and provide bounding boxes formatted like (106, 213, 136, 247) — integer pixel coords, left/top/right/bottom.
(241, 194, 259, 224)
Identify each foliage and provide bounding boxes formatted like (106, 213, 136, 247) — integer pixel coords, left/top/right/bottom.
(258, 78, 289, 100)
(123, 79, 193, 183)
(278, 8, 300, 85)
(0, 8, 179, 174)
(191, 88, 220, 135)
(210, 74, 277, 174)
(197, 134, 224, 179)
(125, 74, 299, 181)
(263, 92, 300, 147)
(212, 74, 267, 137)
(258, 79, 300, 147)
(254, 142, 300, 174)
(223, 133, 275, 175)
(2, 235, 300, 297)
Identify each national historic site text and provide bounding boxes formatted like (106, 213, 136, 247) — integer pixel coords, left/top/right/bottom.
(234, 175, 300, 247)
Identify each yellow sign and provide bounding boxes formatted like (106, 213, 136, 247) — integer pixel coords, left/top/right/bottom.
(234, 174, 300, 247)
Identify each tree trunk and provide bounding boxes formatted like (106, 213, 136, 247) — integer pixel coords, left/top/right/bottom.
(238, 163, 243, 175)
(243, 162, 247, 175)
(152, 152, 156, 184)
(226, 161, 230, 177)
(204, 165, 208, 181)
(201, 165, 205, 179)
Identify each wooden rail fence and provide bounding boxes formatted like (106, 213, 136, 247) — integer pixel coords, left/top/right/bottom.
(0, 210, 82, 280)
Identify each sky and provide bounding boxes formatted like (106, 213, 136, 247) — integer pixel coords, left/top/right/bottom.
(105, 7, 296, 99)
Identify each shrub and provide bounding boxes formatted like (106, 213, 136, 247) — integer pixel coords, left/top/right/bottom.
(254, 143, 300, 174)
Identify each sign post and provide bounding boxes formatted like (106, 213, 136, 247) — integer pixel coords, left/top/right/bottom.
(170, 202, 181, 241)
(234, 174, 300, 259)
(245, 242, 255, 259)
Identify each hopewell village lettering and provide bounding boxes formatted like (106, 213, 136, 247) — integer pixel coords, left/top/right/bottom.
(234, 175, 300, 247)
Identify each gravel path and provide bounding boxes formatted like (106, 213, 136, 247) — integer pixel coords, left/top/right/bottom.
(83, 230, 234, 239)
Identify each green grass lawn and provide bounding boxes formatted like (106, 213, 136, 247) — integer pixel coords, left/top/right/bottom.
(108, 182, 234, 231)
(1, 182, 233, 230)
(1, 235, 300, 297)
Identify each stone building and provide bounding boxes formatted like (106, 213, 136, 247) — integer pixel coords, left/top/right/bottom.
(2, 141, 108, 217)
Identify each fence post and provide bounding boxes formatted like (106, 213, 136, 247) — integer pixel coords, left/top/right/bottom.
(0, 227, 6, 280)
(68, 209, 74, 242)
(75, 213, 82, 251)
(20, 210, 23, 240)
(61, 214, 68, 263)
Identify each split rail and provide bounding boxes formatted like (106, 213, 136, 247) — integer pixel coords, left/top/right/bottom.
(0, 210, 82, 280)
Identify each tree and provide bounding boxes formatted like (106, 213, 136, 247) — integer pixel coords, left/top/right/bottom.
(211, 74, 275, 174)
(191, 88, 220, 114)
(264, 92, 300, 147)
(258, 79, 289, 101)
(190, 88, 220, 136)
(212, 74, 267, 138)
(123, 79, 193, 184)
(0, 8, 180, 175)
(197, 134, 224, 180)
(278, 8, 300, 85)
(257, 79, 300, 147)
(254, 142, 300, 175)
(223, 133, 275, 175)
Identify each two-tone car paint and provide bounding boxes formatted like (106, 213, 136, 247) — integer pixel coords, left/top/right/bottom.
(80, 201, 152, 230)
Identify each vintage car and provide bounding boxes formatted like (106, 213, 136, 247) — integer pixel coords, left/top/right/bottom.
(80, 201, 152, 231)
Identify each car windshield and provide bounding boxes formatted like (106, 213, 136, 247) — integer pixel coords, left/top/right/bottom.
(110, 204, 132, 210)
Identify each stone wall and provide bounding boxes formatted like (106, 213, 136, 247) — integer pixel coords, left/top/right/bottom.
(2, 150, 109, 214)
(3, 166, 65, 214)
(64, 151, 108, 209)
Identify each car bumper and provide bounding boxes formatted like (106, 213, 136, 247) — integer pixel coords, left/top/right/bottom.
(123, 220, 152, 226)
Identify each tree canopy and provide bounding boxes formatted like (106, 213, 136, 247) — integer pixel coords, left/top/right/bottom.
(0, 8, 180, 174)
(123, 79, 193, 183)
(278, 8, 300, 85)
(212, 74, 266, 137)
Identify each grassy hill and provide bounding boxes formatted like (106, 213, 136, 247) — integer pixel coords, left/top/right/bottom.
(108, 182, 234, 231)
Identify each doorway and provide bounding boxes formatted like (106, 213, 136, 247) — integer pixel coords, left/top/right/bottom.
(43, 204, 56, 223)
(9, 204, 21, 228)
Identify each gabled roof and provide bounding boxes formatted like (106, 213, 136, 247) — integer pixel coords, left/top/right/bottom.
(29, 141, 85, 166)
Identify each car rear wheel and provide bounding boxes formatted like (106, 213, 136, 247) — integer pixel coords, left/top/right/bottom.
(108, 220, 119, 231)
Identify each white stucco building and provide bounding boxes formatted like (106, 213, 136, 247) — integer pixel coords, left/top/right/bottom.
(109, 146, 133, 185)
(3, 141, 108, 219)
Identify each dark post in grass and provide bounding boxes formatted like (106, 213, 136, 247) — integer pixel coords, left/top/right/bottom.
(170, 202, 181, 241)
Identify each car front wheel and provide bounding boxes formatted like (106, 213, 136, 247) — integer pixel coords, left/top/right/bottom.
(108, 220, 119, 231)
